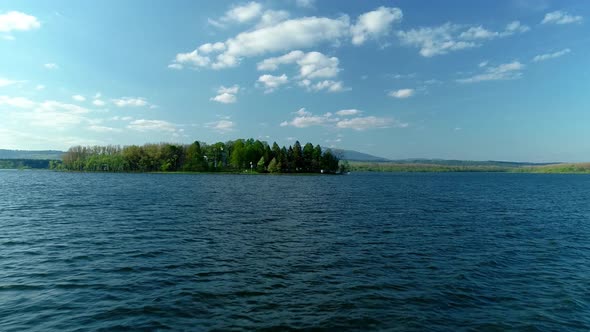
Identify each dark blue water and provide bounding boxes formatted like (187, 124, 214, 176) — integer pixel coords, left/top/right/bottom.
(1, 171, 590, 331)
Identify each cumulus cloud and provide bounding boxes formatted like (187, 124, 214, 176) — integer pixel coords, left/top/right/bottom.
(532, 48, 571, 62)
(257, 74, 288, 93)
(0, 95, 36, 108)
(168, 63, 183, 70)
(280, 108, 403, 130)
(351, 7, 402, 45)
(127, 119, 177, 132)
(92, 99, 106, 107)
(298, 79, 349, 93)
(225, 2, 263, 23)
(210, 85, 240, 103)
(542, 10, 583, 25)
(336, 109, 362, 116)
(207, 119, 235, 133)
(72, 95, 86, 102)
(0, 78, 18, 87)
(398, 21, 529, 57)
(8, 100, 93, 128)
(457, 61, 525, 83)
(257, 10, 290, 28)
(389, 88, 414, 99)
(0, 11, 40, 32)
(44, 63, 59, 70)
(112, 97, 150, 107)
(398, 23, 477, 57)
(459, 26, 499, 40)
(336, 116, 404, 130)
(171, 7, 401, 69)
(257, 50, 340, 79)
(504, 21, 530, 34)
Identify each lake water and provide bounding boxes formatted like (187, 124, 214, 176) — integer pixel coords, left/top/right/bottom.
(1, 170, 590, 331)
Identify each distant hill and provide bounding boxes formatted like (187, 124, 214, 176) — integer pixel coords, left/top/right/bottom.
(326, 148, 391, 162)
(381, 159, 558, 167)
(0, 149, 63, 160)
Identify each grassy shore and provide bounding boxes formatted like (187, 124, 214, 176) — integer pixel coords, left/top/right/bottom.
(347, 161, 590, 174)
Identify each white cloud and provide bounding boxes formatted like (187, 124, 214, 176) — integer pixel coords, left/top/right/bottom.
(479, 61, 489, 67)
(128, 119, 177, 132)
(299, 79, 349, 93)
(280, 109, 399, 130)
(457, 61, 525, 83)
(19, 101, 92, 128)
(88, 125, 121, 133)
(44, 63, 59, 70)
(173, 50, 210, 68)
(0, 95, 36, 108)
(258, 50, 340, 79)
(257, 74, 289, 93)
(398, 20, 529, 57)
(112, 97, 149, 107)
(336, 116, 403, 130)
(172, 16, 348, 69)
(542, 10, 583, 25)
(72, 95, 86, 102)
(173, 7, 404, 69)
(92, 99, 106, 107)
(223, 2, 263, 24)
(459, 26, 499, 40)
(207, 119, 235, 133)
(281, 114, 330, 128)
(110, 116, 133, 121)
(257, 10, 290, 28)
(210, 93, 236, 104)
(389, 88, 414, 99)
(532, 48, 571, 62)
(210, 85, 239, 103)
(198, 42, 227, 54)
(336, 109, 362, 116)
(0, 78, 18, 87)
(350, 7, 403, 45)
(398, 23, 477, 57)
(35, 84, 45, 90)
(0, 11, 40, 32)
(504, 21, 530, 34)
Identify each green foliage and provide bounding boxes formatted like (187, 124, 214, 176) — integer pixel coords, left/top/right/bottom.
(0, 159, 54, 169)
(59, 139, 340, 174)
(268, 157, 281, 173)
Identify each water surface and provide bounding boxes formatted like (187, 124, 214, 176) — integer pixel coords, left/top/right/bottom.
(1, 171, 590, 331)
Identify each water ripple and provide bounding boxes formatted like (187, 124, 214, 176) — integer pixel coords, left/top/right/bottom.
(1, 171, 590, 330)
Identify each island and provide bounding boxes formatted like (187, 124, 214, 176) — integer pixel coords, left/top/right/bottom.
(52, 139, 345, 174)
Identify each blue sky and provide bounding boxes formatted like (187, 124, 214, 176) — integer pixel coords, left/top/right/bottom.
(0, 0, 588, 162)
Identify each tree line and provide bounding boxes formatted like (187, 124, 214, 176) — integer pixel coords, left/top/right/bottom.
(54, 139, 346, 174)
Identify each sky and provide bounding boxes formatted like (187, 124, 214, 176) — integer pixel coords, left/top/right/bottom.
(0, 0, 588, 162)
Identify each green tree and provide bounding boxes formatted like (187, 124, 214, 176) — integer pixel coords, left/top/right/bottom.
(312, 145, 322, 172)
(293, 141, 303, 171)
(303, 142, 314, 172)
(256, 156, 266, 172)
(268, 157, 281, 173)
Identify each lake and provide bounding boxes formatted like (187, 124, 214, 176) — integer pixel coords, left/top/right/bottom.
(1, 170, 590, 331)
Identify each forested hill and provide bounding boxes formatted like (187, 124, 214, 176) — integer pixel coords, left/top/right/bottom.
(329, 149, 390, 162)
(0, 149, 63, 160)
